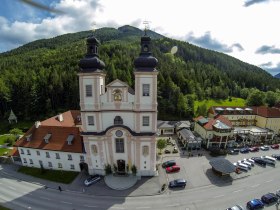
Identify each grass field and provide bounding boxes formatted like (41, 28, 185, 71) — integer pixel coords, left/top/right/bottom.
(194, 97, 246, 116)
(0, 148, 12, 156)
(0, 135, 16, 145)
(18, 166, 79, 184)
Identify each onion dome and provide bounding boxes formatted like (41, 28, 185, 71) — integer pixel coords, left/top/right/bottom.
(134, 35, 158, 71)
(79, 36, 105, 72)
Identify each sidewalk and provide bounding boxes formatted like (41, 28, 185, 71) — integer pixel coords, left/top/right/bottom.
(0, 163, 166, 197)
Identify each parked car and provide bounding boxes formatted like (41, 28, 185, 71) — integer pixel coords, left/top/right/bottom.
(164, 149, 171, 154)
(271, 144, 279, 149)
(240, 147, 250, 153)
(166, 165, 180, 173)
(260, 145, 269, 151)
(168, 179, 186, 188)
(237, 161, 251, 169)
(228, 148, 240, 155)
(260, 157, 275, 166)
(247, 158, 255, 163)
(226, 205, 244, 210)
(261, 193, 278, 204)
(261, 155, 276, 162)
(251, 157, 266, 166)
(246, 199, 264, 210)
(173, 147, 178, 153)
(271, 154, 280, 160)
(276, 189, 280, 197)
(249, 146, 259, 152)
(242, 159, 254, 167)
(84, 174, 101, 186)
(233, 162, 249, 172)
(162, 160, 176, 168)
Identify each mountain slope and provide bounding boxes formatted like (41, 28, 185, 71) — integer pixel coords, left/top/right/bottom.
(0, 25, 279, 120)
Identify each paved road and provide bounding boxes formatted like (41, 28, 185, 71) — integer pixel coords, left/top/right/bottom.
(1, 150, 280, 210)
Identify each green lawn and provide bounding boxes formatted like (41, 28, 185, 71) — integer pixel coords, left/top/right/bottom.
(0, 148, 12, 156)
(0, 205, 11, 210)
(18, 166, 79, 184)
(194, 97, 246, 116)
(0, 135, 16, 146)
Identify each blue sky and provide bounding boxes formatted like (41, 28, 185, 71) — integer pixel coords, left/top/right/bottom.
(0, 0, 280, 76)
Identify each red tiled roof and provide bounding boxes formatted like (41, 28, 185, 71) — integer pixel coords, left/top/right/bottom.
(203, 115, 232, 130)
(252, 106, 280, 118)
(14, 110, 83, 153)
(41, 110, 81, 127)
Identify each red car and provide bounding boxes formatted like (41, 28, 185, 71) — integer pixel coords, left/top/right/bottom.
(166, 165, 180, 173)
(271, 144, 279, 149)
(249, 146, 259, 152)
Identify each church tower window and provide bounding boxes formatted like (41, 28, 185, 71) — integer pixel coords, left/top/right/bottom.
(114, 116, 123, 125)
(85, 85, 92, 97)
(143, 84, 150, 96)
(115, 138, 124, 153)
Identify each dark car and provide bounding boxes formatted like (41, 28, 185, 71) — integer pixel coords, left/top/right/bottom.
(260, 157, 276, 166)
(251, 157, 266, 166)
(164, 149, 171, 154)
(246, 199, 264, 209)
(271, 144, 279, 149)
(271, 154, 280, 160)
(249, 146, 259, 152)
(276, 189, 280, 198)
(162, 160, 176, 168)
(168, 179, 186, 188)
(228, 148, 240, 155)
(226, 205, 244, 210)
(84, 174, 101, 186)
(261, 193, 278, 204)
(240, 147, 250, 153)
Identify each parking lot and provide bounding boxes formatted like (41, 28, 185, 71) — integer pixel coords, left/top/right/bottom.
(160, 136, 280, 191)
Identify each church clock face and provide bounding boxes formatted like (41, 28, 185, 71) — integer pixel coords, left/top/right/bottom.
(116, 130, 123, 137)
(143, 45, 149, 52)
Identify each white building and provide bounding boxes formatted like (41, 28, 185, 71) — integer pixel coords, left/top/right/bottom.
(78, 34, 158, 176)
(15, 111, 86, 172)
(14, 34, 159, 177)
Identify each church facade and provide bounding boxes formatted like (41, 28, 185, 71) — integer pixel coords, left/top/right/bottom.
(14, 34, 158, 177)
(78, 34, 158, 176)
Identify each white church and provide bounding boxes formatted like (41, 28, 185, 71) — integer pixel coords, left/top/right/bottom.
(14, 33, 158, 176)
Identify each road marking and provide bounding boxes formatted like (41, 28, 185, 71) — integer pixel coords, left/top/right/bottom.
(213, 194, 224, 198)
(265, 180, 273, 183)
(84, 205, 98, 208)
(251, 184, 260, 188)
(233, 189, 243, 193)
(39, 196, 50, 201)
(60, 201, 72, 204)
(8, 186, 16, 190)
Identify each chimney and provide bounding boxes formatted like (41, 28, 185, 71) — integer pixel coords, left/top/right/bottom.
(35, 121, 41, 128)
(58, 113, 63, 122)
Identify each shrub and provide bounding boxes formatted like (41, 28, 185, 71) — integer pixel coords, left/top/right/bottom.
(104, 164, 112, 175)
(131, 164, 137, 175)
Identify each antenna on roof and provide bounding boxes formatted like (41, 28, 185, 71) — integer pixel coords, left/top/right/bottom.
(143, 20, 151, 36)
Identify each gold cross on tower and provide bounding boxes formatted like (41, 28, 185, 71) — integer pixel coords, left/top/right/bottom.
(143, 20, 151, 36)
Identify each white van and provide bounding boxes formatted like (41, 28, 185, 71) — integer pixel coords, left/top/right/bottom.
(234, 162, 249, 172)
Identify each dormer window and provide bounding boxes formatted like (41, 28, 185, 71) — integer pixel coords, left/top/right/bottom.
(113, 89, 122, 101)
(66, 134, 74, 145)
(26, 134, 32, 142)
(44, 133, 52, 144)
(114, 116, 123, 125)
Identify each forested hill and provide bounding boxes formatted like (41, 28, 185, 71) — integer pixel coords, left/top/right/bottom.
(0, 25, 279, 121)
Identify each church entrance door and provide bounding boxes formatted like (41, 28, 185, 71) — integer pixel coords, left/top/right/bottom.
(117, 159, 126, 175)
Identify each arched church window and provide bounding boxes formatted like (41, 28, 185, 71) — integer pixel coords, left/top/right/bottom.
(91, 145, 98, 156)
(114, 116, 123, 125)
(142, 146, 149, 156)
(113, 89, 122, 101)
